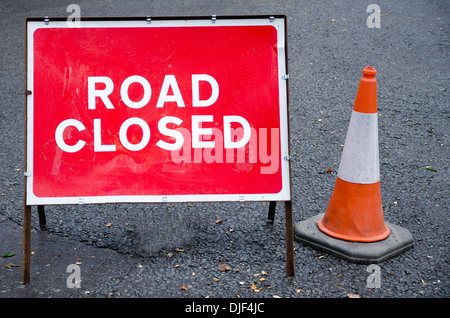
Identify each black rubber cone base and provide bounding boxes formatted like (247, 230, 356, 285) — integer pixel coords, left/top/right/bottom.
(294, 214, 414, 264)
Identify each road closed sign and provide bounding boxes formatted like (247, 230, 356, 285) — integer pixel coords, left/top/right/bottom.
(25, 16, 291, 205)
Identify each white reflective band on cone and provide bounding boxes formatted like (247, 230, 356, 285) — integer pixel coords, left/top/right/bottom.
(337, 111, 380, 184)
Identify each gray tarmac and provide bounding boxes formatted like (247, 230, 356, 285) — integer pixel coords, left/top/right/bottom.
(0, 0, 448, 302)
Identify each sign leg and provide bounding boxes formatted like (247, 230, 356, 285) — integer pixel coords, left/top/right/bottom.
(22, 204, 31, 284)
(284, 201, 295, 277)
(267, 201, 276, 223)
(38, 205, 47, 230)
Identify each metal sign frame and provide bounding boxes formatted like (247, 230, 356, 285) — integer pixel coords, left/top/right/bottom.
(25, 15, 291, 205)
(23, 15, 294, 284)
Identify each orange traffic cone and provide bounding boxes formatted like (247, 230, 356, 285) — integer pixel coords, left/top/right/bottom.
(294, 67, 413, 263)
(318, 66, 390, 242)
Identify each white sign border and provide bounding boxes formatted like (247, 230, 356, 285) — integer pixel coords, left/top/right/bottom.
(25, 16, 291, 205)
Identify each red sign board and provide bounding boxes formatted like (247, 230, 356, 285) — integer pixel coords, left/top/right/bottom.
(26, 16, 291, 204)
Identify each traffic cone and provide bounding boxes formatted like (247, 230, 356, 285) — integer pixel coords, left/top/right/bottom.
(294, 67, 413, 263)
(318, 66, 389, 242)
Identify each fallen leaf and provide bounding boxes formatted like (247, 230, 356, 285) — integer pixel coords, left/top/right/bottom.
(217, 264, 232, 272)
(181, 284, 188, 290)
(326, 168, 333, 173)
(124, 225, 135, 232)
(2, 253, 15, 258)
(261, 271, 268, 276)
(174, 264, 180, 268)
(347, 293, 361, 298)
(250, 285, 263, 292)
(420, 278, 427, 286)
(106, 222, 112, 227)
(426, 166, 438, 172)
(259, 278, 266, 282)
(213, 277, 220, 282)
(273, 295, 281, 298)
(214, 219, 223, 225)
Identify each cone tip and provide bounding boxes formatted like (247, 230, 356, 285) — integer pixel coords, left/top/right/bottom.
(363, 67, 377, 77)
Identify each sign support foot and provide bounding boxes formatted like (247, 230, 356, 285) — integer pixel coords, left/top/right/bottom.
(22, 204, 31, 285)
(284, 200, 295, 277)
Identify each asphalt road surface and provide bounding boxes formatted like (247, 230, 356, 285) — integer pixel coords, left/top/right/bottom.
(0, 0, 448, 304)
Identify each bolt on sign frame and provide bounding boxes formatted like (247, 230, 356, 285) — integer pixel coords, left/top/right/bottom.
(24, 15, 293, 284)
